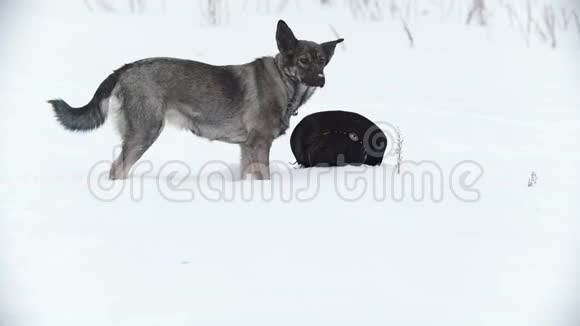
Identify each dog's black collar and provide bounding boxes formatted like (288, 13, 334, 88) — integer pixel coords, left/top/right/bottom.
(273, 55, 300, 117)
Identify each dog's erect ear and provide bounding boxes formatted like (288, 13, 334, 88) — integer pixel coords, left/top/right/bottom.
(276, 20, 298, 55)
(321, 38, 344, 63)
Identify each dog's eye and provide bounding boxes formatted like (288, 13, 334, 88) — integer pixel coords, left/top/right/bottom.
(299, 57, 310, 65)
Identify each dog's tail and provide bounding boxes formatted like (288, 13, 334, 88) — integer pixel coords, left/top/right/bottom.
(48, 65, 128, 132)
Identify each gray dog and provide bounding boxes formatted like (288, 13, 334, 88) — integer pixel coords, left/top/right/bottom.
(49, 20, 343, 180)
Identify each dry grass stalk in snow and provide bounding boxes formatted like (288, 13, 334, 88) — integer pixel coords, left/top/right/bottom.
(558, 8, 580, 32)
(543, 5, 557, 48)
(466, 0, 486, 26)
(348, 0, 384, 21)
(528, 171, 538, 187)
(389, 0, 414, 48)
(200, 0, 229, 26)
(394, 127, 403, 175)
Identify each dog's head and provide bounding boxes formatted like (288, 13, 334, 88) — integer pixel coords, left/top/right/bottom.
(276, 20, 343, 88)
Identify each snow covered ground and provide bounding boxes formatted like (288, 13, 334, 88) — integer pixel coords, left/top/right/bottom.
(0, 1, 579, 325)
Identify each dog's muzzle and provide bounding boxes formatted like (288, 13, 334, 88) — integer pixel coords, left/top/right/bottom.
(307, 73, 325, 88)
(311, 73, 326, 87)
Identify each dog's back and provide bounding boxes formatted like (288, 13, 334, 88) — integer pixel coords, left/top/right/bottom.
(51, 58, 247, 131)
(119, 58, 246, 118)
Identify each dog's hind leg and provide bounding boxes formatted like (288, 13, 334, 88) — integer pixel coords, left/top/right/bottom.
(109, 121, 163, 180)
(109, 97, 165, 180)
(109, 122, 163, 180)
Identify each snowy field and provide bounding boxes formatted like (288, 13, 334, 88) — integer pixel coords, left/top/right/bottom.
(0, 0, 579, 325)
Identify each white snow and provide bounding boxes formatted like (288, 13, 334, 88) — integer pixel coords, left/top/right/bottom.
(0, 1, 579, 326)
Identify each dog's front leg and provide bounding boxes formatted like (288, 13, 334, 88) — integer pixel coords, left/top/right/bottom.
(240, 138, 272, 180)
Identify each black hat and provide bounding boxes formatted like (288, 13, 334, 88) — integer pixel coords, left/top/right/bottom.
(290, 110, 387, 167)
